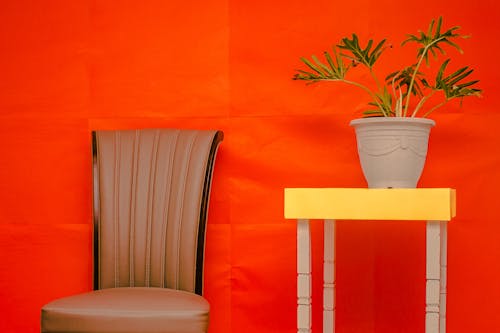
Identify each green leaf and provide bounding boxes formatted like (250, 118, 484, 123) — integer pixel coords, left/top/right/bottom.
(434, 16, 442, 39)
(338, 34, 387, 69)
(301, 57, 324, 76)
(293, 46, 351, 82)
(371, 39, 387, 58)
(362, 109, 386, 117)
(436, 59, 451, 82)
(456, 80, 479, 89)
(433, 59, 482, 99)
(427, 18, 435, 37)
(442, 39, 463, 53)
(402, 16, 468, 65)
(385, 65, 425, 97)
(312, 55, 332, 75)
(445, 68, 473, 86)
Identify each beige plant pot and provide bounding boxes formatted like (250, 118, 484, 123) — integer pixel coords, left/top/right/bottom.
(350, 117, 435, 188)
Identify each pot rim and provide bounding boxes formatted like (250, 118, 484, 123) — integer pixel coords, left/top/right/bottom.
(350, 117, 435, 127)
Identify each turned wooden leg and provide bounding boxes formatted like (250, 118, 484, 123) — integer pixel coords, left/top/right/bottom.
(297, 219, 312, 333)
(323, 219, 335, 333)
(426, 221, 447, 333)
(440, 222, 447, 333)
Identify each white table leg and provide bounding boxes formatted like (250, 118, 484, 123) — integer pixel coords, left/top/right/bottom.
(426, 221, 447, 333)
(440, 222, 447, 333)
(323, 219, 335, 333)
(297, 219, 312, 333)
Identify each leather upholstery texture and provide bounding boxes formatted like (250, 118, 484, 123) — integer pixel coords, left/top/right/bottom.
(95, 129, 221, 293)
(41, 128, 223, 333)
(41, 287, 209, 333)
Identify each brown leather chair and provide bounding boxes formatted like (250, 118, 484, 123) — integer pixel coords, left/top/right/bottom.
(41, 128, 223, 333)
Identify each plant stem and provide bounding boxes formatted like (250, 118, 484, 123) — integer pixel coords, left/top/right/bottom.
(404, 53, 426, 116)
(411, 90, 436, 117)
(403, 36, 448, 116)
(370, 69, 383, 92)
(341, 79, 389, 117)
(390, 69, 404, 117)
(315, 78, 389, 116)
(422, 99, 449, 117)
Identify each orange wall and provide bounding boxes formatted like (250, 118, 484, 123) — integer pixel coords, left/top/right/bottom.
(0, 1, 499, 332)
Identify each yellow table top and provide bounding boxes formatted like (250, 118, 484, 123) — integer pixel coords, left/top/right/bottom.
(284, 188, 456, 221)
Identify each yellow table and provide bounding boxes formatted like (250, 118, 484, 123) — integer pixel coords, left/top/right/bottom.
(284, 188, 456, 333)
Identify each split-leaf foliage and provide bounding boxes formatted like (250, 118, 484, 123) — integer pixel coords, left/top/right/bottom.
(293, 17, 482, 117)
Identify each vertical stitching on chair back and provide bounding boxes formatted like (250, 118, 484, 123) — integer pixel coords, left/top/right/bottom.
(113, 132, 121, 288)
(174, 133, 195, 290)
(129, 131, 140, 287)
(144, 130, 160, 287)
(159, 131, 178, 288)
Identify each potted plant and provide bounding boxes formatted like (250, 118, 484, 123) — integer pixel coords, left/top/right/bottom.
(293, 17, 482, 188)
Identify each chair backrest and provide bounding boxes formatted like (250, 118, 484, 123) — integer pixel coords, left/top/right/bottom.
(92, 129, 223, 295)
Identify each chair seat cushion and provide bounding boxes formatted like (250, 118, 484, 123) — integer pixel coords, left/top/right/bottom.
(41, 287, 209, 333)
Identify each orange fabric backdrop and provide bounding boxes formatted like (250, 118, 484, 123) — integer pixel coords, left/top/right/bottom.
(0, 1, 499, 332)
